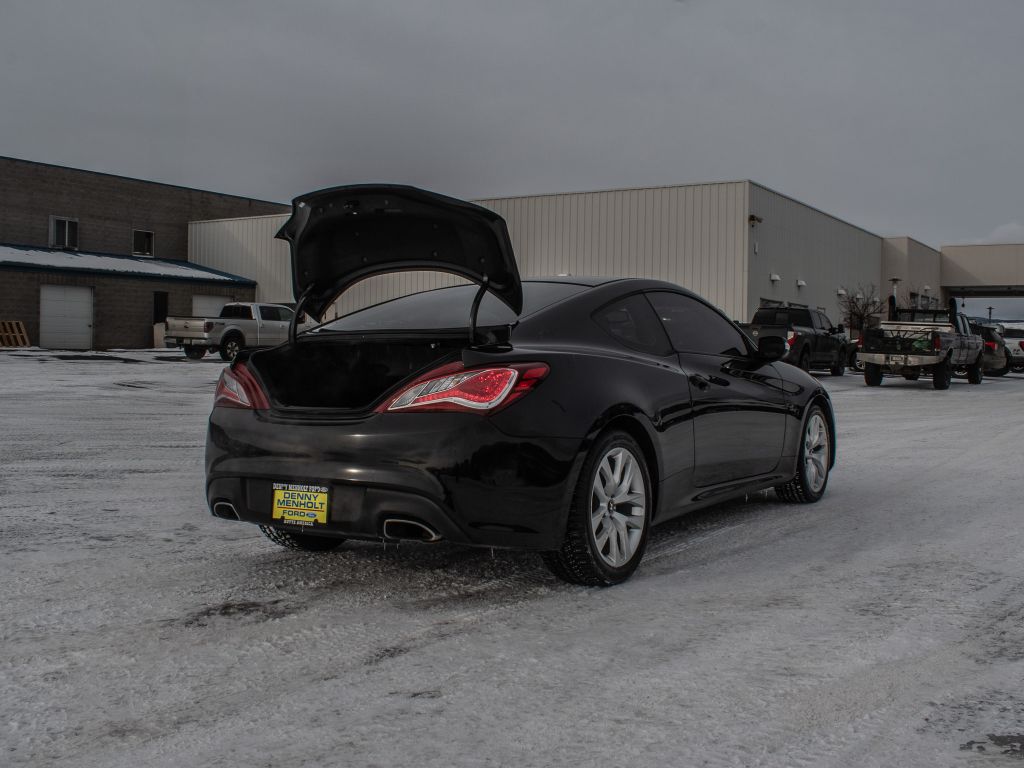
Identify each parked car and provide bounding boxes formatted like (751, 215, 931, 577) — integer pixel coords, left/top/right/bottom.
(1001, 325, 1024, 373)
(165, 302, 311, 361)
(739, 306, 852, 375)
(205, 184, 837, 586)
(857, 298, 984, 389)
(959, 322, 1010, 377)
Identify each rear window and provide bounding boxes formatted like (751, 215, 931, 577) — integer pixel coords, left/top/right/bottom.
(1003, 328, 1024, 339)
(219, 304, 252, 319)
(752, 308, 811, 327)
(320, 281, 588, 332)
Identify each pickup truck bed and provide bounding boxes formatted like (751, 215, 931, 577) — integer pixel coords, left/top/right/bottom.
(857, 303, 983, 390)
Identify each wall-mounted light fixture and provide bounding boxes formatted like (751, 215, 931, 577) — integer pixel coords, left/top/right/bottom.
(796, 279, 807, 288)
(748, 214, 764, 228)
(836, 288, 847, 296)
(769, 273, 781, 283)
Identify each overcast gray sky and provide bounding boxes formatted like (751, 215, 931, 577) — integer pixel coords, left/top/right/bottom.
(2, 0, 1022, 252)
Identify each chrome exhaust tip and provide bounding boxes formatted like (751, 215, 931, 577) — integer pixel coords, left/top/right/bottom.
(212, 501, 241, 521)
(382, 518, 442, 543)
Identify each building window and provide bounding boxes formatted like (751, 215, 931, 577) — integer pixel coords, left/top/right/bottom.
(132, 230, 154, 256)
(50, 216, 79, 250)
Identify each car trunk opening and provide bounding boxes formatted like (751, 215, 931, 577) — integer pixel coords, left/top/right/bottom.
(277, 184, 523, 323)
(249, 336, 467, 411)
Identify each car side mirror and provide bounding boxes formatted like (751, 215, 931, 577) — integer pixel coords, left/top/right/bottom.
(757, 335, 786, 361)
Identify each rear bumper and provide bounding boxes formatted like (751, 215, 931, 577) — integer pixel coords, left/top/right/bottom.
(205, 408, 582, 551)
(164, 336, 214, 348)
(858, 352, 943, 367)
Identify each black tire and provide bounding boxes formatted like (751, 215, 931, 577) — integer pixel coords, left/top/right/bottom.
(1013, 362, 1024, 374)
(932, 356, 952, 390)
(799, 349, 811, 372)
(851, 351, 865, 373)
(989, 350, 1011, 377)
(219, 333, 243, 362)
(184, 346, 206, 360)
(864, 363, 883, 386)
(775, 404, 831, 504)
(967, 353, 984, 385)
(902, 370, 920, 381)
(830, 352, 845, 376)
(541, 430, 652, 587)
(258, 525, 344, 552)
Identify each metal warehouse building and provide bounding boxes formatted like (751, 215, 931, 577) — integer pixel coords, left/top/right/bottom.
(190, 181, 899, 325)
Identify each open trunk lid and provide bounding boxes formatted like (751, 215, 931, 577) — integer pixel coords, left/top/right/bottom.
(276, 184, 523, 321)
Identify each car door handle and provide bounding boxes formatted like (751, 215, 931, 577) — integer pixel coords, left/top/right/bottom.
(688, 374, 710, 391)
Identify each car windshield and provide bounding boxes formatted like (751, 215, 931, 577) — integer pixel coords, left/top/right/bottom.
(319, 281, 588, 332)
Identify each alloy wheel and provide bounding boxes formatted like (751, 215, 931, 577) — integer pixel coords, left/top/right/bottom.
(590, 446, 646, 567)
(803, 412, 829, 493)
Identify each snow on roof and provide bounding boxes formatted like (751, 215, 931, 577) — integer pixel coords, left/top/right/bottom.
(0, 244, 255, 284)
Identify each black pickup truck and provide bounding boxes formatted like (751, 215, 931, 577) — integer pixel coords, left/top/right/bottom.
(739, 306, 852, 375)
(857, 297, 984, 389)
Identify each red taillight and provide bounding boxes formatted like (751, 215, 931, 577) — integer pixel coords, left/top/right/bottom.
(932, 334, 942, 351)
(214, 363, 270, 410)
(379, 362, 549, 414)
(984, 341, 997, 351)
(204, 321, 214, 333)
(856, 335, 864, 348)
(786, 333, 797, 349)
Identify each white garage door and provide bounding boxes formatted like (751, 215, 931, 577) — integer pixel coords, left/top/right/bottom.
(39, 285, 94, 350)
(192, 295, 232, 318)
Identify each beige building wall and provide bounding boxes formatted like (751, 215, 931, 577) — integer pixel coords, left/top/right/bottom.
(477, 182, 750, 321)
(746, 184, 881, 323)
(882, 237, 942, 305)
(187, 182, 892, 326)
(940, 243, 1024, 292)
(189, 214, 291, 303)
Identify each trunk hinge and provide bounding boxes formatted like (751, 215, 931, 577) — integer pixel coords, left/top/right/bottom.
(468, 277, 489, 344)
(288, 284, 319, 346)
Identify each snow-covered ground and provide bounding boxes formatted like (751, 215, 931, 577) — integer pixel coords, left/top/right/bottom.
(2, 349, 1023, 767)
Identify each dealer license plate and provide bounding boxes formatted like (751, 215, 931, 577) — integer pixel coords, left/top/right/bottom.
(272, 482, 329, 527)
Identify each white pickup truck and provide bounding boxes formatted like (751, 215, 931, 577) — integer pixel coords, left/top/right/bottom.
(164, 302, 310, 361)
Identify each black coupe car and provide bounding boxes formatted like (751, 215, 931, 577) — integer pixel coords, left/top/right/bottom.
(205, 185, 836, 585)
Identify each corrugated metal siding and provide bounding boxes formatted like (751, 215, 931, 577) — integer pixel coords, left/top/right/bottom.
(746, 184, 881, 322)
(188, 215, 291, 303)
(189, 184, 752, 320)
(476, 182, 749, 320)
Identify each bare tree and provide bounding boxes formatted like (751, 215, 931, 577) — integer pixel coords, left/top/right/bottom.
(838, 284, 885, 333)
